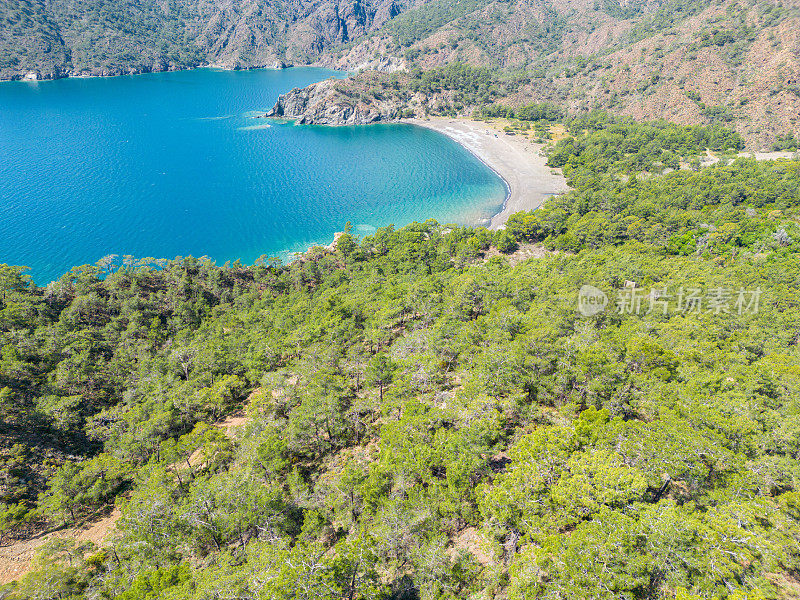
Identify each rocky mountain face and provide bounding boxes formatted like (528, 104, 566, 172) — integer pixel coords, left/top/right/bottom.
(0, 0, 417, 80)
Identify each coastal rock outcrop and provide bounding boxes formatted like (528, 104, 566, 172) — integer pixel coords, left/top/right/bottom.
(266, 77, 409, 125)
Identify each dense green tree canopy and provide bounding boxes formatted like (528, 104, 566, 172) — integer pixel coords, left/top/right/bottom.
(2, 121, 800, 599)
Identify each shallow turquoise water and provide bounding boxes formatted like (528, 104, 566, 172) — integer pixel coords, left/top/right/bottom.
(0, 68, 506, 284)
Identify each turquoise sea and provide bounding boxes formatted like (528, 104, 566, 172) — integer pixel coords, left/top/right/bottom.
(0, 68, 507, 285)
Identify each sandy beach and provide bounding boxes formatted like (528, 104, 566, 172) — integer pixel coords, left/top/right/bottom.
(406, 118, 570, 229)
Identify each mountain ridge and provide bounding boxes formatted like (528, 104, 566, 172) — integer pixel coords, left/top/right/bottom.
(2, 0, 799, 145)
(0, 0, 416, 80)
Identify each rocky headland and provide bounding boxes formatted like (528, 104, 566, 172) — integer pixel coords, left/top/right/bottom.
(266, 76, 416, 125)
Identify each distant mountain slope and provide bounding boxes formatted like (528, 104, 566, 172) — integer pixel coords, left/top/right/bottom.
(316, 0, 800, 147)
(0, 0, 71, 79)
(0, 0, 419, 80)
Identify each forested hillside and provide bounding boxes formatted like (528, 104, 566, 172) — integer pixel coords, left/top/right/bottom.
(2, 119, 800, 598)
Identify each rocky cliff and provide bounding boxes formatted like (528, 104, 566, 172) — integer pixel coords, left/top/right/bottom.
(266, 76, 413, 124)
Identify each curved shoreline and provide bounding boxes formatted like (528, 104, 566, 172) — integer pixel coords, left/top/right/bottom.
(406, 119, 512, 226)
(404, 118, 570, 230)
(296, 117, 571, 258)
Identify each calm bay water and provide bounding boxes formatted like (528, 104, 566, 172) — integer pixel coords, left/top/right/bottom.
(0, 68, 506, 284)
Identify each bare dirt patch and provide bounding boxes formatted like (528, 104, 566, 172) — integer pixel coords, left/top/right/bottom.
(448, 527, 494, 566)
(549, 124, 569, 141)
(0, 506, 121, 584)
(485, 243, 560, 266)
